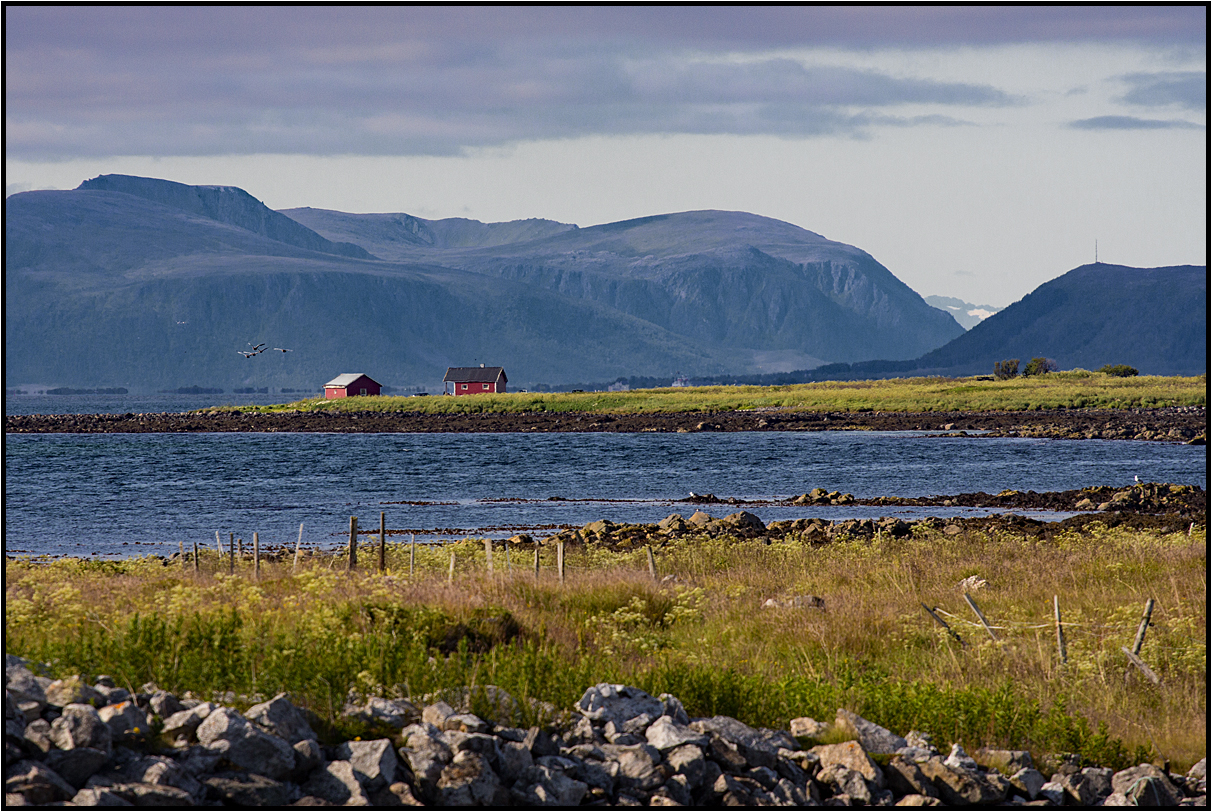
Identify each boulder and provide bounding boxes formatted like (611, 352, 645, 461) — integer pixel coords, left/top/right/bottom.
(645, 715, 708, 752)
(121, 755, 204, 802)
(371, 781, 425, 807)
(243, 693, 317, 744)
(336, 738, 399, 794)
(818, 762, 873, 804)
(657, 693, 690, 726)
(44, 747, 109, 788)
(6, 667, 47, 718)
(398, 723, 453, 799)
(918, 755, 1005, 805)
(196, 707, 295, 780)
(975, 746, 1033, 774)
(291, 738, 324, 782)
(302, 760, 371, 806)
(1008, 766, 1046, 800)
(345, 696, 420, 729)
(69, 785, 134, 806)
(789, 716, 830, 739)
(658, 514, 687, 533)
(202, 772, 301, 807)
(437, 750, 509, 806)
(160, 703, 216, 742)
(884, 756, 938, 798)
(1110, 763, 1181, 807)
(576, 684, 664, 733)
(690, 716, 781, 770)
(835, 708, 907, 754)
(600, 742, 666, 794)
(5, 760, 78, 805)
(494, 739, 533, 785)
(687, 511, 714, 527)
(722, 511, 765, 532)
(49, 704, 112, 754)
(664, 744, 707, 790)
(421, 700, 456, 729)
(147, 690, 184, 720)
(810, 741, 885, 789)
(44, 676, 105, 709)
(97, 701, 149, 742)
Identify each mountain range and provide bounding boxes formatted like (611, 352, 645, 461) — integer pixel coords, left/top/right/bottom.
(5, 174, 965, 391)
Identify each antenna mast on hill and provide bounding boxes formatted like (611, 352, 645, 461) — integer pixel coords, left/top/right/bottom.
(1095, 240, 1098, 264)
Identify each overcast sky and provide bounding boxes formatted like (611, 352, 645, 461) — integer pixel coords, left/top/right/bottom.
(6, 6, 1206, 305)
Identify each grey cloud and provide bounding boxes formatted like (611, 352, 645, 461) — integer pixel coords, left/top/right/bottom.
(1118, 71, 1206, 110)
(5, 32, 1017, 159)
(1068, 115, 1204, 130)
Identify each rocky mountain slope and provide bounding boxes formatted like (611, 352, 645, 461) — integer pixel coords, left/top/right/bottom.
(6, 175, 963, 391)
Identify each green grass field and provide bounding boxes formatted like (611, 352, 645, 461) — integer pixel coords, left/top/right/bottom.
(7, 523, 1204, 770)
(217, 372, 1206, 416)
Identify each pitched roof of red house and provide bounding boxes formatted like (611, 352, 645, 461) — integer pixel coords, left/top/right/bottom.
(443, 366, 507, 383)
(324, 373, 379, 387)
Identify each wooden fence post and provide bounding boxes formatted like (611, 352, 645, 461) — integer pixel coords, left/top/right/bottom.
(485, 539, 494, 575)
(409, 534, 416, 577)
(963, 592, 998, 641)
(293, 523, 303, 572)
(180, 541, 186, 571)
(533, 543, 540, 580)
(192, 540, 199, 573)
(238, 537, 244, 560)
(1054, 595, 1067, 665)
(348, 517, 358, 571)
(229, 533, 235, 575)
(448, 549, 456, 583)
(215, 531, 223, 555)
(253, 532, 260, 580)
(1121, 647, 1161, 685)
(1125, 598, 1156, 684)
(378, 512, 387, 573)
(505, 542, 511, 574)
(557, 540, 566, 585)
(646, 546, 657, 582)
(921, 602, 965, 647)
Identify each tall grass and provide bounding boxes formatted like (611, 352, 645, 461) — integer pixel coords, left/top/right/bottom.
(221, 372, 1206, 416)
(5, 524, 1205, 769)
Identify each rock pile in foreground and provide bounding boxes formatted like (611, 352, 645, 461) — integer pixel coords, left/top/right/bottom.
(6, 659, 1207, 807)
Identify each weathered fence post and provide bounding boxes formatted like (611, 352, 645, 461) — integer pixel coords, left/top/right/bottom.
(253, 532, 260, 580)
(1121, 646, 1161, 685)
(963, 592, 998, 641)
(505, 542, 512, 574)
(921, 602, 965, 647)
(238, 537, 244, 560)
(409, 534, 416, 577)
(378, 512, 387, 573)
(646, 546, 657, 582)
(1125, 598, 1156, 684)
(180, 541, 186, 571)
(192, 539, 199, 573)
(485, 539, 494, 575)
(533, 543, 541, 580)
(215, 531, 223, 555)
(229, 533, 235, 575)
(1054, 595, 1067, 665)
(448, 549, 456, 583)
(293, 523, 303, 572)
(348, 517, 358, 571)
(557, 540, 566, 585)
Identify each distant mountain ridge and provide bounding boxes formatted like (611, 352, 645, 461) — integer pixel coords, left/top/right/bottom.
(5, 175, 965, 390)
(923, 295, 1003, 330)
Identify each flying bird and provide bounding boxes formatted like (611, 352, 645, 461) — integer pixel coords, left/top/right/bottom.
(238, 342, 267, 358)
(273, 347, 293, 353)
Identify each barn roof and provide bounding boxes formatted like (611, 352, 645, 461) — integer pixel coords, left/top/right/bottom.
(443, 366, 507, 383)
(324, 373, 378, 387)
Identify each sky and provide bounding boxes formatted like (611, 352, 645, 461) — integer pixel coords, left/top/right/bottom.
(5, 6, 1206, 306)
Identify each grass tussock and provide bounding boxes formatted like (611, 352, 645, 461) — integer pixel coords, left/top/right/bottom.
(5, 526, 1205, 770)
(210, 372, 1206, 417)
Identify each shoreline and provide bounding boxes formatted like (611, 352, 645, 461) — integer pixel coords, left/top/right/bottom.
(5, 405, 1208, 442)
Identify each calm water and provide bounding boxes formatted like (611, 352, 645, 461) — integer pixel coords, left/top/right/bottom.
(4, 393, 304, 416)
(4, 431, 1205, 559)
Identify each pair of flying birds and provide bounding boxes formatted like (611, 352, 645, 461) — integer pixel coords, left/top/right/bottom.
(238, 343, 291, 358)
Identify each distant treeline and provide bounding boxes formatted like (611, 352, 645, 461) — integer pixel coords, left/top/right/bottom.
(43, 387, 130, 395)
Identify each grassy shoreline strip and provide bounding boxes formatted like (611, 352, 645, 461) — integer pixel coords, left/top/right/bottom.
(7, 524, 1205, 770)
(212, 372, 1207, 416)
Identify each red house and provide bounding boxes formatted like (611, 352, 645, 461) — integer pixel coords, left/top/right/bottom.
(324, 373, 381, 399)
(444, 366, 507, 395)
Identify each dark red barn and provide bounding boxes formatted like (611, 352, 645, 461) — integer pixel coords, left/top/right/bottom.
(324, 373, 382, 399)
(443, 366, 507, 395)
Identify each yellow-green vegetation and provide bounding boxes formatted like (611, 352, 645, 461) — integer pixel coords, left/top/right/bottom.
(6, 524, 1205, 770)
(215, 372, 1206, 416)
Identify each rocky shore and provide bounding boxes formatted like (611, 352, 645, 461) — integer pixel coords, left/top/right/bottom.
(6, 659, 1206, 807)
(5, 406, 1207, 443)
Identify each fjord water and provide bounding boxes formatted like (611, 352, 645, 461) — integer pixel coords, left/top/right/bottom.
(4, 431, 1205, 559)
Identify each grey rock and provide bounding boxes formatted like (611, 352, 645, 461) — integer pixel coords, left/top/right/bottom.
(658, 693, 690, 726)
(291, 738, 325, 782)
(196, 707, 295, 780)
(1077, 765, 1113, 801)
(103, 781, 196, 806)
(370, 780, 425, 807)
(174, 745, 222, 777)
(884, 756, 938, 798)
(7, 667, 47, 717)
(446, 712, 491, 734)
(819, 763, 874, 805)
(690, 715, 781, 770)
(602, 742, 666, 794)
(160, 703, 216, 741)
(494, 739, 533, 785)
(421, 700, 456, 729)
(398, 723, 453, 799)
(645, 714, 709, 752)
(574, 757, 618, 797)
(5, 760, 79, 804)
(335, 738, 399, 793)
(147, 691, 184, 720)
(1009, 766, 1046, 800)
(302, 760, 371, 806)
(576, 684, 664, 732)
(918, 755, 1004, 805)
(1188, 757, 1207, 781)
(437, 749, 509, 806)
(93, 685, 131, 706)
(603, 719, 645, 744)
(243, 693, 317, 745)
(345, 696, 419, 729)
(45, 676, 105, 708)
(835, 708, 907, 754)
(203, 771, 301, 806)
(976, 746, 1033, 774)
(658, 772, 694, 805)
(70, 786, 134, 806)
(564, 714, 606, 746)
(665, 743, 707, 789)
(45, 747, 110, 787)
(97, 702, 150, 742)
(512, 761, 590, 806)
(22, 719, 54, 755)
(1037, 779, 1066, 805)
(789, 716, 830, 739)
(523, 725, 561, 758)
(943, 742, 979, 772)
(50, 703, 112, 754)
(1111, 764, 1181, 807)
(121, 755, 204, 801)
(811, 741, 885, 789)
